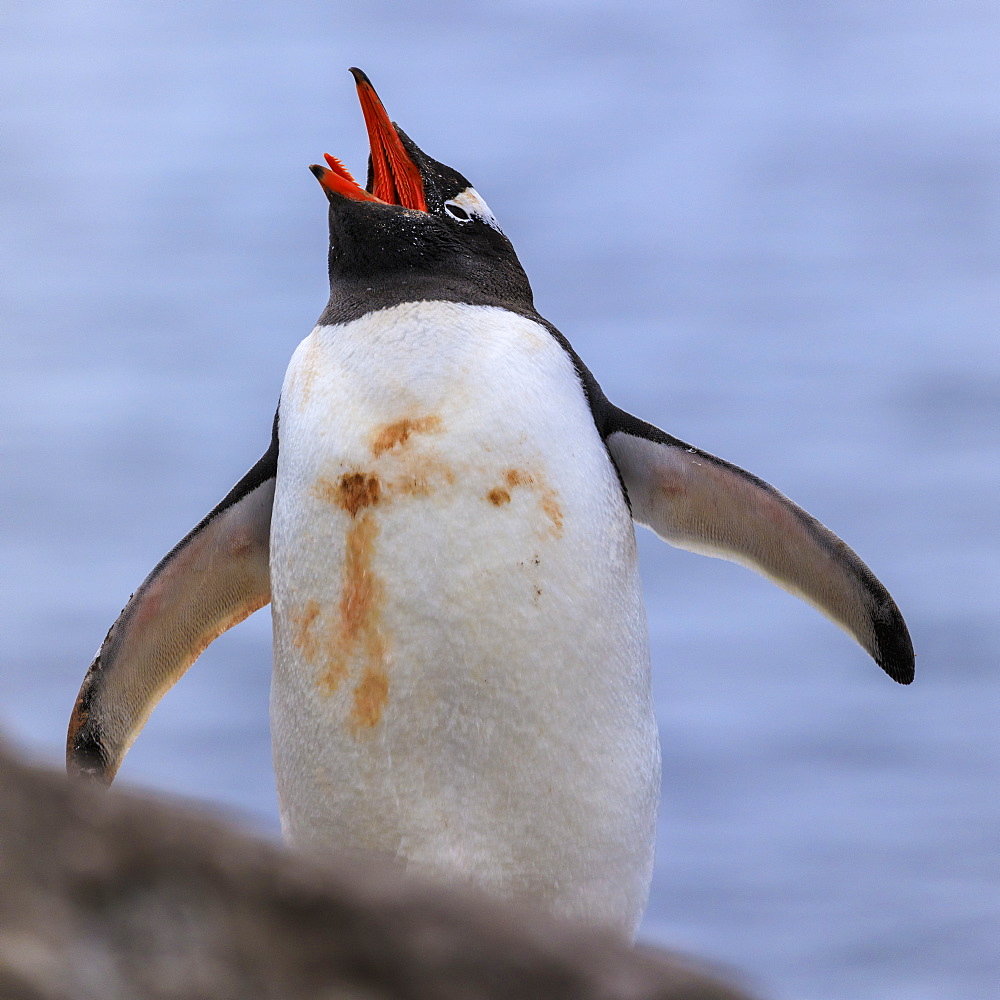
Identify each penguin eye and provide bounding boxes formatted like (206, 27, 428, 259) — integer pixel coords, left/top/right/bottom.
(445, 187, 503, 233)
(444, 201, 471, 222)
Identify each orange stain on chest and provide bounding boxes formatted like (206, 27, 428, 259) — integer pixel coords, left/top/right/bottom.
(371, 415, 443, 457)
(539, 493, 564, 534)
(290, 600, 322, 663)
(388, 451, 456, 498)
(314, 502, 389, 717)
(338, 513, 382, 642)
(483, 467, 564, 537)
(312, 471, 382, 516)
(351, 665, 390, 729)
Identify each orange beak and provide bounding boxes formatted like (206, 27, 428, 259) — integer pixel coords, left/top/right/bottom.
(310, 68, 428, 212)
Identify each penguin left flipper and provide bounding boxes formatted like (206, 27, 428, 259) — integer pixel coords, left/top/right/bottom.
(604, 409, 914, 684)
(66, 416, 279, 785)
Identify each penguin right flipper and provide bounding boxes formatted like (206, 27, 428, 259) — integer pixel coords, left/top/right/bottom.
(66, 414, 279, 785)
(603, 408, 914, 684)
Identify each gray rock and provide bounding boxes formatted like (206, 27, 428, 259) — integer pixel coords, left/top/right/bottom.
(0, 740, 756, 1000)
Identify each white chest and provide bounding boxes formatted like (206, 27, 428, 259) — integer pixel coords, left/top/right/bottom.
(269, 301, 659, 935)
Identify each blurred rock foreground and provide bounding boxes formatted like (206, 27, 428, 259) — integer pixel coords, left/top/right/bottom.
(0, 740, 754, 1000)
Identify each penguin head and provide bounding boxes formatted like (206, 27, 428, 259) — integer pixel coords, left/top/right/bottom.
(310, 69, 534, 316)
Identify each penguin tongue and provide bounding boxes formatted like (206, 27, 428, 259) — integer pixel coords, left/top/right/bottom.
(310, 69, 428, 212)
(350, 67, 428, 212)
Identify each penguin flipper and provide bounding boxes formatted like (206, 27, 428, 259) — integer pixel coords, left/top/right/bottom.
(604, 412, 914, 684)
(67, 417, 279, 785)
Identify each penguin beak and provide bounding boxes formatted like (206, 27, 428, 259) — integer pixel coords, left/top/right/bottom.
(310, 68, 429, 213)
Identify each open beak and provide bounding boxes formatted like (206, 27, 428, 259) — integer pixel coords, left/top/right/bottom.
(310, 68, 428, 212)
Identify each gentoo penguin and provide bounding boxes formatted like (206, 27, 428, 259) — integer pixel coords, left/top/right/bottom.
(67, 68, 914, 937)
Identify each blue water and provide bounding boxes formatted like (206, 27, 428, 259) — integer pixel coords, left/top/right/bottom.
(2, 3, 998, 997)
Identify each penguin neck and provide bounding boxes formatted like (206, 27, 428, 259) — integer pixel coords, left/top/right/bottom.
(318, 254, 537, 327)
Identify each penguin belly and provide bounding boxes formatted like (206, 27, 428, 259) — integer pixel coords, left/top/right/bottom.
(270, 300, 660, 934)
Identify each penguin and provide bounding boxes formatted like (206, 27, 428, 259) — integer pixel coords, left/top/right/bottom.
(67, 68, 913, 938)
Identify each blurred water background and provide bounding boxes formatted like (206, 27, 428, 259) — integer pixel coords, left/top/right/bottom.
(2, 2, 998, 997)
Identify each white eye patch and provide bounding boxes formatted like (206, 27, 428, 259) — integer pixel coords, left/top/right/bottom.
(444, 187, 503, 232)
